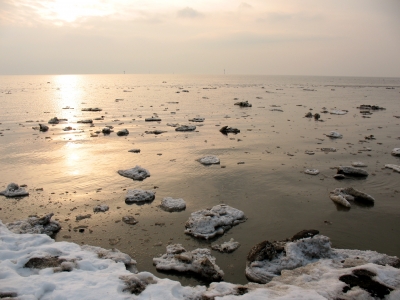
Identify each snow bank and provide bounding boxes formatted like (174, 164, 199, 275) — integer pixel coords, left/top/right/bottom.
(0, 221, 399, 299)
(184, 204, 246, 239)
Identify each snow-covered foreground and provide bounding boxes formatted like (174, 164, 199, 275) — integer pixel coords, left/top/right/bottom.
(1, 220, 400, 300)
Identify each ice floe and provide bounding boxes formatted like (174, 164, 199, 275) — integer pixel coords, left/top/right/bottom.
(197, 155, 220, 165)
(326, 131, 342, 138)
(329, 187, 375, 208)
(125, 189, 155, 204)
(153, 244, 224, 281)
(6, 213, 60, 236)
(118, 166, 150, 180)
(160, 197, 186, 212)
(385, 164, 400, 173)
(392, 148, 400, 156)
(175, 125, 196, 131)
(304, 169, 319, 175)
(211, 238, 240, 253)
(337, 166, 369, 177)
(0, 183, 29, 197)
(185, 204, 246, 239)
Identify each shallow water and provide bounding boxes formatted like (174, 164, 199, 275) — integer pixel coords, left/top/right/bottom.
(1, 74, 400, 285)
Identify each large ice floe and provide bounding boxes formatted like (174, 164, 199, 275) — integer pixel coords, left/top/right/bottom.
(0, 183, 29, 197)
(153, 244, 224, 281)
(118, 166, 150, 180)
(1, 221, 400, 299)
(184, 204, 246, 239)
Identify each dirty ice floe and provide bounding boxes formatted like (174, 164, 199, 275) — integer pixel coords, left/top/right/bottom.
(392, 148, 400, 156)
(6, 213, 60, 236)
(329, 187, 375, 208)
(1, 220, 400, 299)
(175, 125, 196, 131)
(304, 169, 319, 175)
(0, 183, 29, 197)
(198, 155, 220, 165)
(337, 166, 368, 177)
(385, 164, 400, 173)
(125, 189, 155, 204)
(118, 166, 150, 180)
(326, 131, 342, 138)
(153, 244, 224, 281)
(211, 238, 240, 253)
(185, 204, 246, 239)
(93, 205, 109, 213)
(160, 197, 186, 212)
(245, 232, 399, 285)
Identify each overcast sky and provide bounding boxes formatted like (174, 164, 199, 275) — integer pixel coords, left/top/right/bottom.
(1, 0, 399, 76)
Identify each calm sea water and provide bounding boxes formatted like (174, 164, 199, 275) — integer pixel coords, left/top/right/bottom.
(1, 74, 400, 285)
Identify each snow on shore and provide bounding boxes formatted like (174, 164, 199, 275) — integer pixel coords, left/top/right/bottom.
(1, 220, 399, 299)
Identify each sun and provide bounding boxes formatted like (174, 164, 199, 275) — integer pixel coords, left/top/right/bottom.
(43, 0, 115, 23)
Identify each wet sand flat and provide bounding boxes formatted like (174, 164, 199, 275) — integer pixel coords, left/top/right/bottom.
(0, 74, 400, 285)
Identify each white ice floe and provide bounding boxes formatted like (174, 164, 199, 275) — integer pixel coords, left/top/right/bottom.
(185, 204, 246, 239)
(153, 244, 224, 281)
(351, 161, 367, 167)
(6, 213, 60, 236)
(326, 131, 342, 138)
(1, 220, 399, 299)
(0, 183, 29, 197)
(93, 205, 109, 213)
(392, 148, 400, 156)
(160, 197, 186, 212)
(329, 187, 375, 208)
(198, 155, 220, 165)
(304, 169, 319, 175)
(330, 109, 347, 115)
(211, 238, 240, 253)
(245, 234, 400, 286)
(118, 165, 150, 180)
(337, 166, 369, 177)
(385, 164, 400, 173)
(125, 189, 155, 204)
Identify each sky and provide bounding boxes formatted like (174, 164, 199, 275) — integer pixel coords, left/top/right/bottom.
(0, 0, 399, 76)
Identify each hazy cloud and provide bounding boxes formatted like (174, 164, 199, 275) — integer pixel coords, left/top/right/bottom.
(239, 2, 252, 10)
(177, 7, 204, 18)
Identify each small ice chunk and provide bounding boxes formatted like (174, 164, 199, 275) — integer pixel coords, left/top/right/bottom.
(304, 169, 319, 175)
(145, 117, 161, 122)
(185, 204, 246, 239)
(125, 189, 155, 204)
(128, 149, 141, 153)
(160, 197, 186, 212)
(321, 147, 336, 152)
(211, 238, 240, 253)
(329, 194, 351, 208)
(330, 109, 347, 115)
(77, 119, 93, 124)
(153, 244, 224, 281)
(48, 117, 59, 124)
(234, 101, 252, 107)
(326, 131, 342, 138)
(385, 164, 400, 173)
(93, 205, 109, 213)
(122, 216, 138, 225)
(391, 148, 400, 156)
(330, 187, 375, 206)
(118, 166, 150, 180)
(117, 129, 129, 136)
(0, 183, 29, 197)
(76, 214, 91, 221)
(198, 156, 220, 165)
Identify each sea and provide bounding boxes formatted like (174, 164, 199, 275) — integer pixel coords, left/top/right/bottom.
(1, 74, 399, 285)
